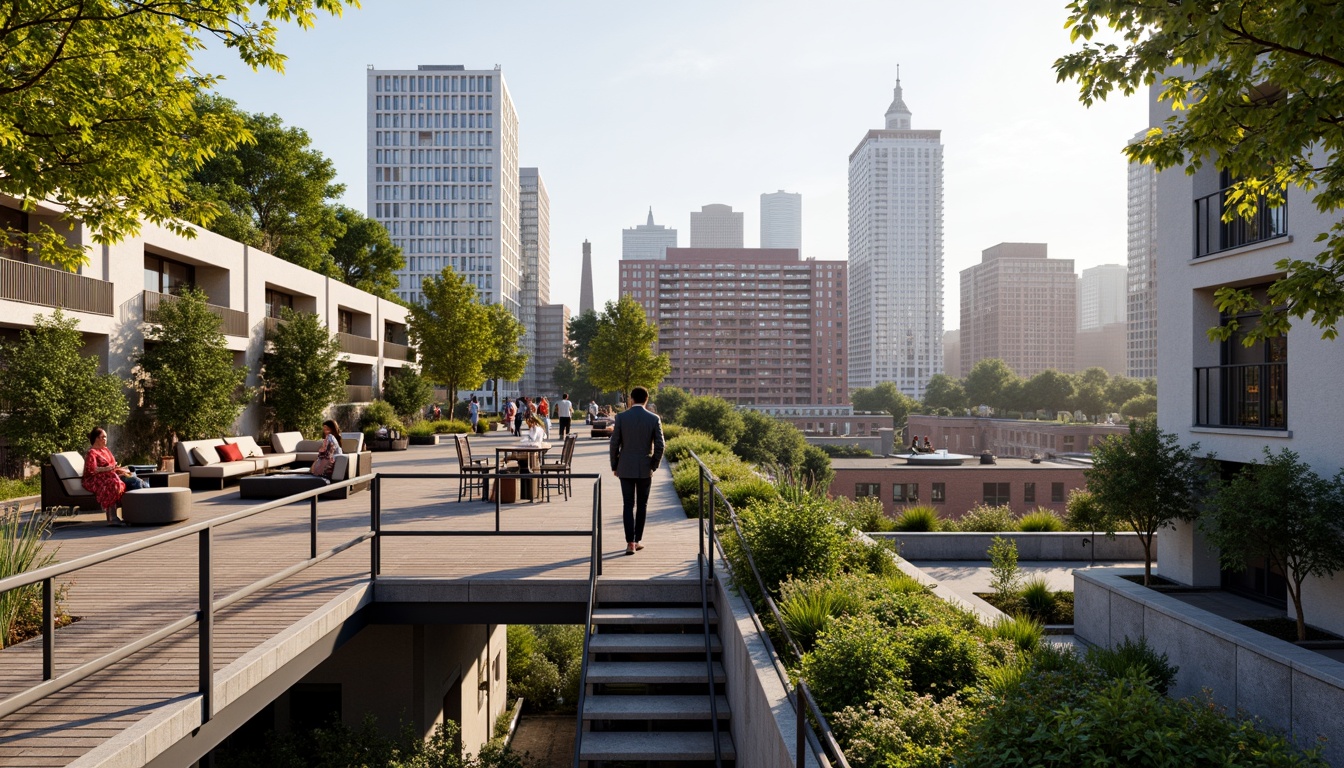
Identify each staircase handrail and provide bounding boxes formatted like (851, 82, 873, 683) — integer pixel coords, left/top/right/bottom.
(571, 476, 602, 767)
(698, 549, 724, 767)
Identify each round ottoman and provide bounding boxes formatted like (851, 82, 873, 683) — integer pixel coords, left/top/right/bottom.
(121, 487, 192, 525)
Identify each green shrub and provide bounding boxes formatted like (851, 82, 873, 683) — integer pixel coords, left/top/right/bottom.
(1018, 508, 1065, 532)
(847, 537, 901, 578)
(0, 477, 39, 503)
(679, 396, 745, 448)
(779, 579, 866, 651)
(359, 400, 400, 430)
(894, 505, 942, 532)
(664, 431, 731, 463)
(506, 624, 561, 710)
(720, 477, 779, 510)
(900, 624, 987, 699)
(870, 590, 979, 633)
(660, 423, 685, 441)
(671, 451, 754, 500)
(988, 537, 1021, 602)
(0, 506, 61, 648)
(406, 422, 435, 438)
(430, 419, 470, 434)
(799, 614, 907, 715)
(722, 497, 851, 595)
(830, 496, 893, 532)
(1085, 636, 1178, 695)
(983, 615, 1045, 655)
(1019, 576, 1054, 621)
(949, 503, 1018, 532)
(830, 688, 970, 768)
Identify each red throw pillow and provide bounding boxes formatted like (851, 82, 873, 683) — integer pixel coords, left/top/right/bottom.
(216, 443, 244, 463)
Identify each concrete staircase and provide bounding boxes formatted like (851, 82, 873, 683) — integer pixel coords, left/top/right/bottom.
(577, 602, 734, 765)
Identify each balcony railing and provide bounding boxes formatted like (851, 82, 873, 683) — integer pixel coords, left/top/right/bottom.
(383, 340, 409, 361)
(143, 291, 248, 337)
(1194, 191, 1286, 258)
(0, 258, 113, 315)
(1195, 362, 1287, 430)
(338, 332, 380, 357)
(345, 384, 375, 403)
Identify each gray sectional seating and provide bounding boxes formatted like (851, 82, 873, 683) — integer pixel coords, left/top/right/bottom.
(176, 436, 297, 489)
(272, 431, 364, 465)
(43, 451, 102, 511)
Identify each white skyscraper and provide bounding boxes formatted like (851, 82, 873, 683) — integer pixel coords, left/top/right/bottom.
(1126, 129, 1159, 379)
(367, 65, 521, 315)
(760, 191, 802, 253)
(1078, 264, 1128, 331)
(622, 208, 678, 260)
(847, 79, 944, 397)
(519, 167, 549, 395)
(689, 204, 744, 248)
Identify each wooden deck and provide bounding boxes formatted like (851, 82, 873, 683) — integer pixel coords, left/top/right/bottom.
(0, 432, 701, 767)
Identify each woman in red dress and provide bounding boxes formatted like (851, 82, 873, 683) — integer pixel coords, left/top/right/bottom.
(81, 427, 148, 526)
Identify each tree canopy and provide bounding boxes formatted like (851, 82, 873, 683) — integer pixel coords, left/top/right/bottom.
(586, 296, 671, 400)
(0, 0, 355, 271)
(922, 374, 967, 413)
(408, 269, 490, 408)
(480, 303, 528, 407)
(850, 382, 919, 426)
(262, 308, 346, 436)
(1056, 0, 1344, 342)
(331, 206, 405, 301)
(963, 359, 1019, 412)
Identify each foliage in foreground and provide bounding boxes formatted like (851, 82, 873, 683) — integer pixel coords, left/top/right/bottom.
(506, 624, 583, 713)
(263, 307, 346, 437)
(0, 506, 63, 649)
(214, 716, 530, 768)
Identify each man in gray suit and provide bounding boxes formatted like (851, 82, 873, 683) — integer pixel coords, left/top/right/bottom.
(609, 386, 665, 555)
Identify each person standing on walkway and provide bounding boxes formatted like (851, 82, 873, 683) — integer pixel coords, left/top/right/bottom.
(555, 393, 574, 439)
(609, 386, 665, 555)
(587, 399, 599, 424)
(513, 396, 526, 437)
(468, 395, 479, 433)
(538, 396, 551, 434)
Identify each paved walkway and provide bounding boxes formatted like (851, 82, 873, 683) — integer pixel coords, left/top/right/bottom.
(909, 560, 1144, 619)
(0, 431, 698, 767)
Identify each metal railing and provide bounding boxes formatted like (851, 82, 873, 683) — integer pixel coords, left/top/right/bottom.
(338, 332, 380, 357)
(689, 451, 850, 768)
(384, 340, 410, 361)
(1193, 190, 1286, 258)
(1195, 362, 1288, 430)
(143, 290, 248, 337)
(571, 479, 603, 768)
(345, 385, 375, 403)
(0, 258, 113, 315)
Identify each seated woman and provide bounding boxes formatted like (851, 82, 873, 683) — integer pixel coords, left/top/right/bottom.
(523, 414, 548, 443)
(82, 427, 148, 526)
(310, 419, 344, 480)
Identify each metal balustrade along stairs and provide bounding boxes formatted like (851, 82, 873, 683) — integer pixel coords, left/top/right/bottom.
(575, 598, 734, 766)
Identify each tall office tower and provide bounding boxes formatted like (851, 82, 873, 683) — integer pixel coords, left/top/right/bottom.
(622, 208, 678, 260)
(519, 167, 550, 395)
(1078, 264, 1127, 331)
(621, 248, 847, 406)
(943, 330, 962, 379)
(533, 303, 570, 395)
(960, 243, 1076, 378)
(848, 79, 944, 398)
(366, 65, 521, 314)
(760, 191, 802, 253)
(689, 204, 744, 248)
(579, 240, 594, 315)
(1126, 130, 1159, 379)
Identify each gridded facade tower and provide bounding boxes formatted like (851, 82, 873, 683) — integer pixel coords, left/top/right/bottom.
(847, 80, 944, 397)
(622, 208, 678, 260)
(760, 191, 802, 253)
(366, 65, 521, 315)
(620, 248, 847, 406)
(1078, 264, 1127, 331)
(533, 303, 570, 396)
(689, 204, 744, 248)
(960, 243, 1076, 378)
(519, 167, 550, 395)
(1126, 130, 1159, 379)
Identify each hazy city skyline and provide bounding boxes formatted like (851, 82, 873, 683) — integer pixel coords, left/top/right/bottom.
(194, 0, 1145, 325)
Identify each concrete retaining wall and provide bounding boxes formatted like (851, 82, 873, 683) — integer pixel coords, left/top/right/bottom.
(713, 559, 821, 768)
(1075, 569, 1344, 765)
(871, 531, 1148, 561)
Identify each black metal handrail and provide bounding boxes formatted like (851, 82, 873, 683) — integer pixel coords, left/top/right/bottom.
(1193, 189, 1287, 258)
(689, 451, 850, 768)
(571, 478, 602, 768)
(1194, 361, 1288, 430)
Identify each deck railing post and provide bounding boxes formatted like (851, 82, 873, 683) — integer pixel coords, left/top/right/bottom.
(707, 479, 716, 583)
(596, 477, 603, 576)
(699, 464, 706, 563)
(796, 686, 806, 768)
(198, 528, 214, 722)
(310, 497, 318, 560)
(371, 475, 382, 578)
(42, 578, 54, 681)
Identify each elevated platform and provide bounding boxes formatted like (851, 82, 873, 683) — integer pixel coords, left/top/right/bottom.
(893, 450, 973, 466)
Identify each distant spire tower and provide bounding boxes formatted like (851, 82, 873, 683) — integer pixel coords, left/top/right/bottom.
(580, 240, 594, 315)
(884, 69, 912, 130)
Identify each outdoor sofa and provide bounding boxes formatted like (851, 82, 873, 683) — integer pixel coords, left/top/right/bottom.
(176, 436, 297, 490)
(42, 452, 104, 512)
(271, 432, 365, 466)
(237, 451, 373, 501)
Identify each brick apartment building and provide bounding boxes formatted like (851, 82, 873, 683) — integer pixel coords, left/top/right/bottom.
(829, 456, 1087, 520)
(906, 414, 1131, 459)
(620, 248, 847, 407)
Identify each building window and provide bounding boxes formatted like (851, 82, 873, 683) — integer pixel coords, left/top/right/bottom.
(855, 483, 881, 499)
(1062, 435, 1076, 452)
(893, 483, 919, 503)
(265, 288, 294, 319)
(1, 207, 28, 261)
(1023, 482, 1036, 504)
(1051, 482, 1065, 503)
(1196, 285, 1288, 430)
(931, 483, 946, 503)
(1194, 169, 1287, 258)
(338, 310, 354, 335)
(144, 254, 194, 295)
(983, 483, 1010, 506)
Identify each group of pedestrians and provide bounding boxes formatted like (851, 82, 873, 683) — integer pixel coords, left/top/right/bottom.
(499, 393, 583, 440)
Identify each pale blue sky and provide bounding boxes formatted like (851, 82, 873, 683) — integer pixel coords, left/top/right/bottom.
(195, 0, 1147, 326)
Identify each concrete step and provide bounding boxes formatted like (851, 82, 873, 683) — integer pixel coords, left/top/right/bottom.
(592, 606, 717, 626)
(579, 730, 736, 761)
(583, 694, 730, 721)
(586, 661, 725, 684)
(589, 633, 722, 654)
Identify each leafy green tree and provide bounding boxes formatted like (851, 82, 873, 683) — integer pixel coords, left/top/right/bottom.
(851, 382, 919, 426)
(923, 373, 967, 412)
(553, 311, 601, 402)
(408, 269, 490, 408)
(963, 359, 1020, 412)
(331, 206, 404, 300)
(136, 288, 249, 443)
(1104, 376, 1146, 412)
(680, 396, 745, 449)
(1021, 370, 1076, 415)
(653, 386, 693, 424)
(0, 1, 354, 271)
(1086, 421, 1203, 584)
(1071, 382, 1110, 420)
(382, 366, 434, 421)
(735, 410, 807, 470)
(551, 358, 590, 405)
(261, 308, 346, 436)
(1119, 393, 1157, 420)
(799, 444, 834, 490)
(1204, 449, 1344, 641)
(481, 303, 528, 407)
(1056, 0, 1344, 343)
(189, 95, 344, 274)
(587, 295, 671, 400)
(0, 311, 129, 464)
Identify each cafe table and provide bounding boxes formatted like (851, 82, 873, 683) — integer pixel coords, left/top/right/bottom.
(494, 441, 551, 503)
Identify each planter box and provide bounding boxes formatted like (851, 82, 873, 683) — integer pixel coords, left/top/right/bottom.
(408, 434, 440, 446)
(370, 437, 409, 452)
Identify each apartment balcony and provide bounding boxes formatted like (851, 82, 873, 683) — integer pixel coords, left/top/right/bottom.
(143, 290, 247, 337)
(384, 340, 410, 361)
(338, 332, 380, 357)
(0, 258, 113, 315)
(1195, 362, 1287, 430)
(345, 384, 375, 403)
(1194, 192, 1287, 258)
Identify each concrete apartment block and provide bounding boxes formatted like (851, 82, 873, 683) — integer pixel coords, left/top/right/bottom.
(960, 242, 1076, 378)
(759, 191, 801, 253)
(689, 204, 744, 249)
(622, 208, 678, 261)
